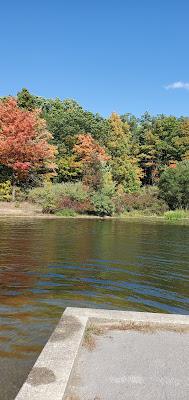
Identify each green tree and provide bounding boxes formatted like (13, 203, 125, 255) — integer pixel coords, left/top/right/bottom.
(158, 161, 189, 209)
(91, 164, 115, 216)
(57, 155, 82, 182)
(175, 118, 189, 161)
(17, 88, 36, 111)
(153, 115, 180, 167)
(107, 112, 141, 192)
(137, 113, 184, 185)
(136, 113, 158, 185)
(42, 98, 110, 150)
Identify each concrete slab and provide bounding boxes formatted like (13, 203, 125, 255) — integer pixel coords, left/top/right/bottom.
(65, 328, 189, 400)
(15, 308, 189, 400)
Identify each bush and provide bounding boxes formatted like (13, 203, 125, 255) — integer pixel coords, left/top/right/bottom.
(0, 180, 12, 201)
(28, 184, 58, 213)
(60, 182, 88, 201)
(92, 192, 115, 216)
(113, 186, 168, 215)
(159, 161, 189, 209)
(28, 182, 90, 213)
(57, 196, 92, 214)
(55, 209, 77, 217)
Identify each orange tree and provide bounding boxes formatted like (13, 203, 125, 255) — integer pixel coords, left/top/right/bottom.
(73, 133, 109, 190)
(0, 97, 57, 199)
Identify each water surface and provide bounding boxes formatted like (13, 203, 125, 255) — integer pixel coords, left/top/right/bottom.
(0, 218, 188, 399)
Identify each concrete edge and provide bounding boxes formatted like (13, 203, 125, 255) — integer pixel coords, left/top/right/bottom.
(64, 307, 189, 324)
(15, 307, 189, 400)
(15, 311, 88, 400)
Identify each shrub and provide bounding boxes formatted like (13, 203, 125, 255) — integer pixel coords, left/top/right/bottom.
(113, 186, 168, 215)
(28, 182, 90, 213)
(0, 180, 12, 201)
(57, 196, 92, 214)
(60, 182, 88, 201)
(28, 184, 58, 213)
(158, 161, 189, 209)
(92, 192, 115, 216)
(55, 208, 77, 217)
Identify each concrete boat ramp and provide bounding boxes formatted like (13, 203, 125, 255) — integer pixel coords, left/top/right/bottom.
(15, 307, 189, 400)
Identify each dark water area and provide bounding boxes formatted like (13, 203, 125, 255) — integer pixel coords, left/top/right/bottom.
(0, 217, 189, 399)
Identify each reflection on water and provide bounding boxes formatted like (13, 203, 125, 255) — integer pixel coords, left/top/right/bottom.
(0, 218, 189, 399)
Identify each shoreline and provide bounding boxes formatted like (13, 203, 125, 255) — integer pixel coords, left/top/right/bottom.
(0, 202, 189, 223)
(0, 212, 189, 224)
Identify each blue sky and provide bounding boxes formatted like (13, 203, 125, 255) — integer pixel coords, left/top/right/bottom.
(1, 1, 189, 117)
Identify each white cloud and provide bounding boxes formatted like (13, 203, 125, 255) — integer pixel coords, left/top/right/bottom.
(165, 81, 189, 90)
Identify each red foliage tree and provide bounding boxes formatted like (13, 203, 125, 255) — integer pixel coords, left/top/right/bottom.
(0, 98, 57, 197)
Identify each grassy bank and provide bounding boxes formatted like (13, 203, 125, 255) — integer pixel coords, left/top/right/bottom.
(120, 209, 189, 222)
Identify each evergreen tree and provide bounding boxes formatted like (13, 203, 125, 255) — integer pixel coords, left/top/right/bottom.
(17, 88, 36, 111)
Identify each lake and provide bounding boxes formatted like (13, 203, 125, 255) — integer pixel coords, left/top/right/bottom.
(0, 217, 189, 400)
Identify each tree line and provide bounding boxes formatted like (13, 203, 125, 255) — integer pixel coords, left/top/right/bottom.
(0, 88, 189, 214)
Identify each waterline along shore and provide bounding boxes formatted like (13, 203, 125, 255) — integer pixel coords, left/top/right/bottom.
(0, 201, 189, 223)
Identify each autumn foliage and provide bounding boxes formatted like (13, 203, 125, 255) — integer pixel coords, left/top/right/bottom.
(74, 133, 109, 164)
(73, 133, 109, 189)
(1, 88, 189, 212)
(0, 98, 56, 180)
